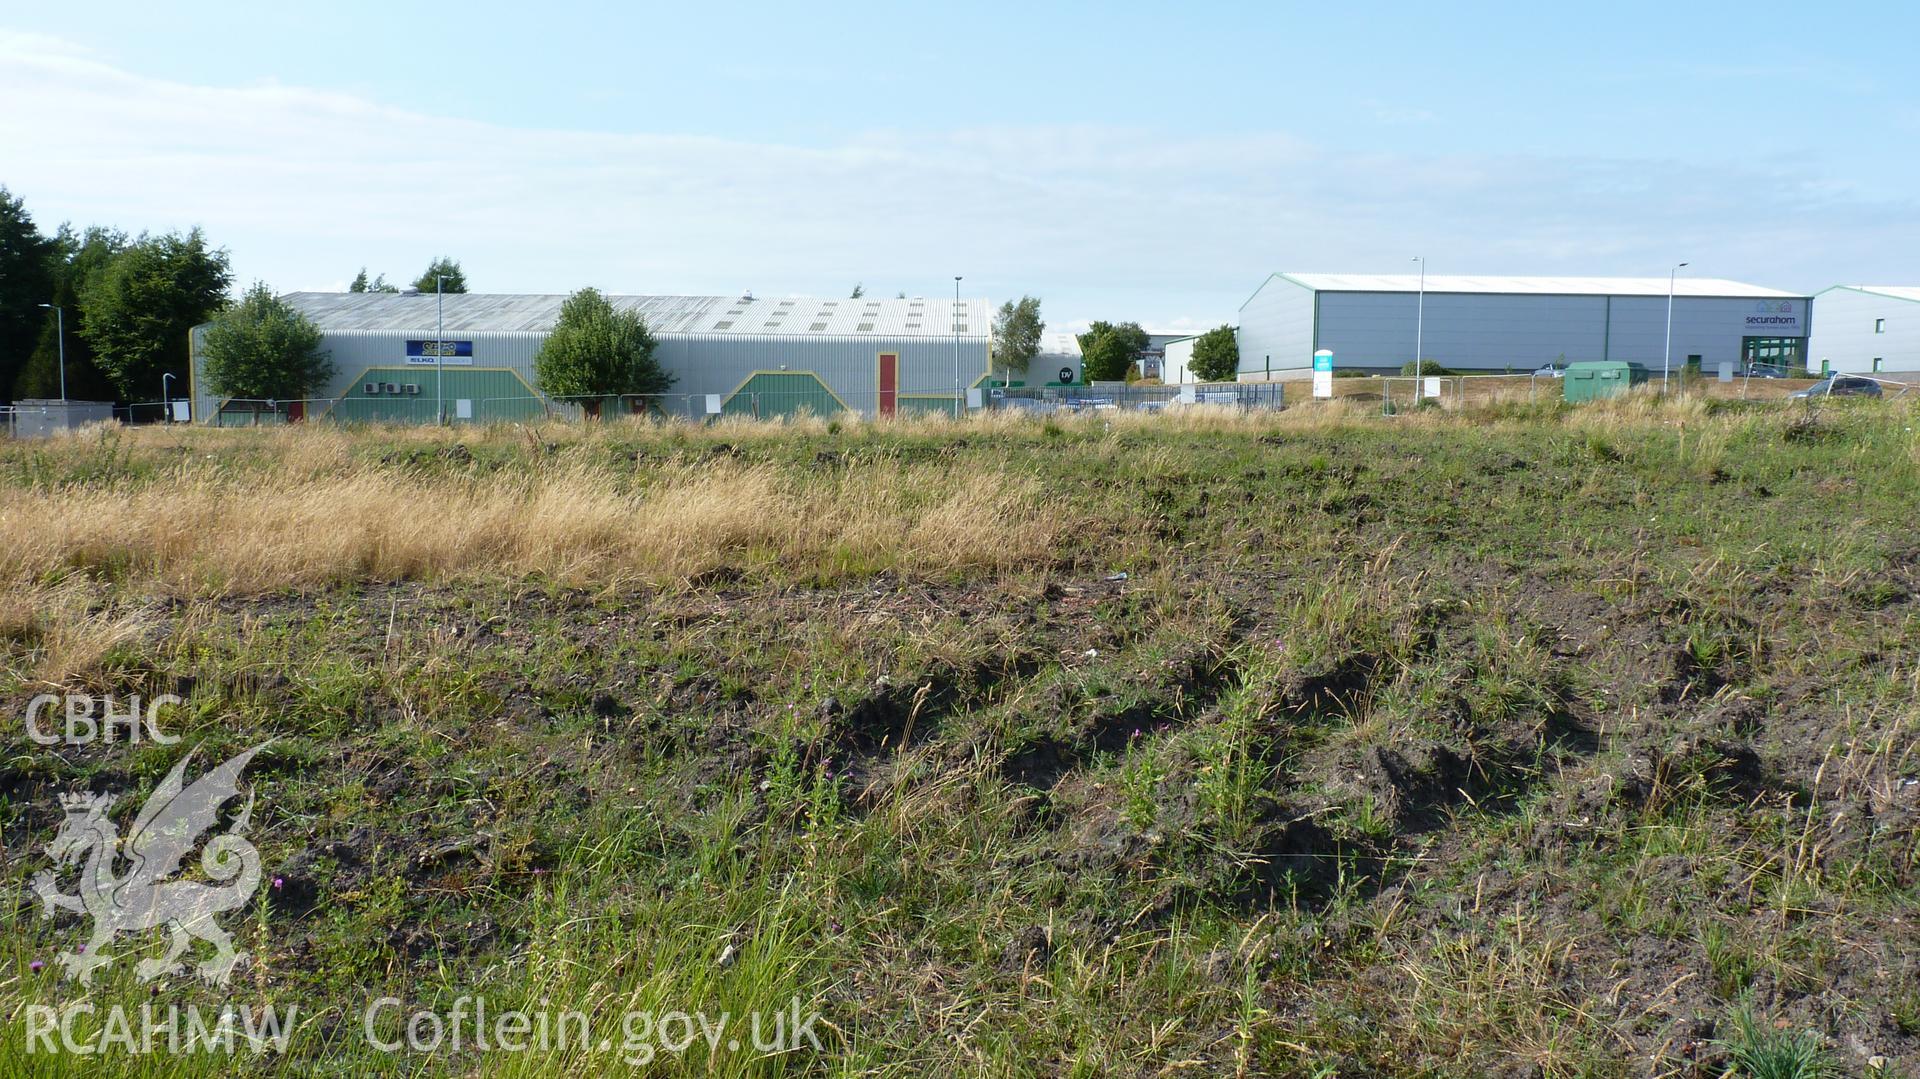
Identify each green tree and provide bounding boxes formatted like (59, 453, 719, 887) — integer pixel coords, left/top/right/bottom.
(991, 296, 1044, 380)
(412, 257, 467, 294)
(200, 283, 333, 402)
(533, 287, 673, 416)
(1187, 324, 1240, 382)
(79, 228, 232, 400)
(350, 268, 399, 293)
(14, 226, 126, 401)
(0, 187, 57, 398)
(1076, 320, 1149, 383)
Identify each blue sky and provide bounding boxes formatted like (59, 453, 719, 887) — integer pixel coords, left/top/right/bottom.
(2, 1, 1915, 332)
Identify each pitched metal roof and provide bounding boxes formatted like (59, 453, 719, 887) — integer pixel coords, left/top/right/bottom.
(1273, 273, 1805, 299)
(279, 292, 991, 338)
(1034, 332, 1082, 358)
(1828, 285, 1920, 303)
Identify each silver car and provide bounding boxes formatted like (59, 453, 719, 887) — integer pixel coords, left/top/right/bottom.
(1790, 376, 1882, 399)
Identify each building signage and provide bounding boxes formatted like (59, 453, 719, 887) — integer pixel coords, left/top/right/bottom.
(1312, 349, 1334, 399)
(1741, 301, 1804, 337)
(405, 340, 474, 365)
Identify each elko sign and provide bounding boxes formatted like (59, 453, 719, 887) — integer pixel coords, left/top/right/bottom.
(1741, 300, 1804, 336)
(406, 340, 475, 366)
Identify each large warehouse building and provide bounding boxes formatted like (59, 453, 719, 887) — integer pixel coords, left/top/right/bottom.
(1806, 286, 1920, 376)
(1234, 273, 1813, 380)
(190, 291, 992, 424)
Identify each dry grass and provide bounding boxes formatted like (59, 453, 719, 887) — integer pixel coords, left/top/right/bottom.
(0, 579, 153, 686)
(4, 397, 1914, 599)
(0, 455, 1062, 594)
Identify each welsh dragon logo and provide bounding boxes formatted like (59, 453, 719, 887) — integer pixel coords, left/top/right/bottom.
(32, 744, 268, 986)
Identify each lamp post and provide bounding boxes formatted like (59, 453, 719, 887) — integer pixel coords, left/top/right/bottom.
(953, 275, 963, 416)
(1663, 261, 1689, 392)
(434, 275, 447, 424)
(161, 372, 174, 423)
(37, 303, 66, 402)
(1411, 256, 1426, 376)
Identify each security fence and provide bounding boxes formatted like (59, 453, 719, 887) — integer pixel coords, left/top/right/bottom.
(984, 382, 1285, 413)
(207, 391, 968, 426)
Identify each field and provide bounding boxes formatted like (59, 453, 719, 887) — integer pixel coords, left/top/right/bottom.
(2, 395, 1917, 1076)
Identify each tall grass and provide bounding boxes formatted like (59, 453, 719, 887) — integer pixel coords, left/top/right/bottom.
(0, 458, 1062, 593)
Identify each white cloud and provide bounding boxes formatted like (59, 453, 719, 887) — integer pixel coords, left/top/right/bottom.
(1, 29, 1913, 330)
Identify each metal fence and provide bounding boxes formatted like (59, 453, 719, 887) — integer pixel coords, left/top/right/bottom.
(985, 382, 1285, 413)
(200, 386, 1294, 426)
(206, 391, 969, 426)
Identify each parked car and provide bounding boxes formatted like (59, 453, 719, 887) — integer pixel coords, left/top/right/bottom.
(1736, 364, 1788, 379)
(1532, 363, 1566, 378)
(1790, 376, 1882, 399)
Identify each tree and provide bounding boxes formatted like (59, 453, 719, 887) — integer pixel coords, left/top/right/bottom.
(349, 268, 399, 293)
(1187, 324, 1240, 383)
(0, 187, 57, 398)
(1077, 320, 1149, 383)
(412, 257, 467, 294)
(79, 228, 232, 400)
(199, 283, 333, 402)
(14, 227, 126, 401)
(533, 288, 673, 416)
(991, 296, 1044, 380)
(850, 283, 865, 299)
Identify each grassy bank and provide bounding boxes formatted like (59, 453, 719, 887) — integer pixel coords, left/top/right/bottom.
(2, 397, 1917, 1076)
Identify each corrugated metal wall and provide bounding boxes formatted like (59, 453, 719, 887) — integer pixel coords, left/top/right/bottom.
(1309, 292, 1810, 373)
(1162, 337, 1195, 384)
(653, 333, 989, 411)
(193, 327, 989, 421)
(1235, 276, 1315, 379)
(1808, 289, 1918, 375)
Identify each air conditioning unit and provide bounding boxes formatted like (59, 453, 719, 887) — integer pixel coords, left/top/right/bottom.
(403, 384, 421, 396)
(364, 382, 380, 395)
(382, 382, 401, 395)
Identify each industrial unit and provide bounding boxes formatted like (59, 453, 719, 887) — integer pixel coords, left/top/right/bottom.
(1161, 335, 1196, 384)
(190, 291, 992, 424)
(1234, 274, 1813, 381)
(1014, 332, 1085, 387)
(1806, 286, 1920, 375)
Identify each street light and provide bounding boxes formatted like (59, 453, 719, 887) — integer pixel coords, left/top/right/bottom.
(1411, 256, 1426, 376)
(1663, 261, 1689, 392)
(953, 275, 963, 417)
(161, 372, 174, 424)
(434, 275, 448, 424)
(37, 303, 66, 402)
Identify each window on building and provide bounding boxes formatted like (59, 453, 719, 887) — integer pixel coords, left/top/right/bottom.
(1876, 318, 1887, 334)
(1874, 357, 1884, 372)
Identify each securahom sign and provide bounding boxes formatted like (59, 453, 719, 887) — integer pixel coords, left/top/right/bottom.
(1741, 300, 1804, 337)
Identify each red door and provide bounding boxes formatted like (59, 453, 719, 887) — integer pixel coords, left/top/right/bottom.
(878, 353, 898, 416)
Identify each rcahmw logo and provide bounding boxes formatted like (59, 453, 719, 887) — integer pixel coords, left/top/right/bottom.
(24, 743, 295, 1057)
(31, 743, 269, 986)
